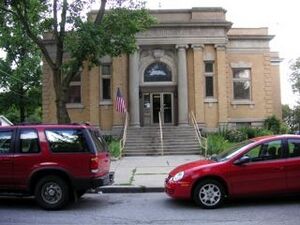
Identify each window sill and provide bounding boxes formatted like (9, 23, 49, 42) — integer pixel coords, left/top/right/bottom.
(100, 100, 112, 106)
(204, 98, 218, 103)
(66, 103, 84, 109)
(231, 100, 255, 109)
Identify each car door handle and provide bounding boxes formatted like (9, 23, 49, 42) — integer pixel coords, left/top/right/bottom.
(275, 166, 285, 170)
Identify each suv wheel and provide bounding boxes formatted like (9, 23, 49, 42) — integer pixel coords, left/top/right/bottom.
(35, 176, 70, 210)
(193, 179, 225, 209)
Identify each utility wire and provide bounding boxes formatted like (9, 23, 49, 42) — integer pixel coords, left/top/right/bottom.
(0, 68, 38, 101)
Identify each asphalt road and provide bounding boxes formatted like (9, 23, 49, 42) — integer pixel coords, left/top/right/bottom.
(1, 193, 300, 225)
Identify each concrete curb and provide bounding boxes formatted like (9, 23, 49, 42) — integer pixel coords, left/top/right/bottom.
(98, 186, 164, 193)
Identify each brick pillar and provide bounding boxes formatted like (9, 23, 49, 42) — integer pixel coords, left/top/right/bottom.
(192, 44, 205, 125)
(215, 44, 228, 127)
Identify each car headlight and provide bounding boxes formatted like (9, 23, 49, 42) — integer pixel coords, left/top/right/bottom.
(173, 171, 185, 182)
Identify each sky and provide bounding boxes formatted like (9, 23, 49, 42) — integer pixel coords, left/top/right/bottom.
(143, 0, 300, 107)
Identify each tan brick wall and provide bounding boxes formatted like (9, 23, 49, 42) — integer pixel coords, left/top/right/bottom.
(271, 64, 282, 119)
(42, 61, 57, 123)
(227, 53, 267, 120)
(112, 55, 129, 126)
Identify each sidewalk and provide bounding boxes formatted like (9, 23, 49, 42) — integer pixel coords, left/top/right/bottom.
(99, 155, 202, 193)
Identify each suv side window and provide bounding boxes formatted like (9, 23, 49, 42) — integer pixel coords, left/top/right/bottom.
(45, 129, 89, 153)
(244, 140, 282, 162)
(0, 130, 13, 154)
(287, 139, 300, 158)
(20, 129, 40, 153)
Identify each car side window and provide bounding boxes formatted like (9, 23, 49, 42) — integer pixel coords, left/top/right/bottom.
(0, 130, 13, 154)
(20, 129, 40, 153)
(244, 140, 282, 162)
(287, 139, 300, 158)
(45, 129, 89, 153)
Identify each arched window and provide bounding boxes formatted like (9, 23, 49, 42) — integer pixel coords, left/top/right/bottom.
(144, 62, 172, 82)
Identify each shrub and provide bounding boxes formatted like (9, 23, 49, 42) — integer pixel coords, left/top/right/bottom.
(254, 128, 273, 137)
(108, 139, 121, 158)
(206, 134, 228, 155)
(264, 115, 281, 134)
(225, 129, 248, 142)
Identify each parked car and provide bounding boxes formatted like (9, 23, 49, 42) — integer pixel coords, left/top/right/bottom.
(165, 135, 300, 209)
(0, 124, 114, 210)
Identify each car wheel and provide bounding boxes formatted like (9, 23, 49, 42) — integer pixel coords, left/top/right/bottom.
(193, 179, 225, 209)
(35, 176, 70, 210)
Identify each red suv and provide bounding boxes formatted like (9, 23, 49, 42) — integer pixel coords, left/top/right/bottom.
(0, 124, 114, 209)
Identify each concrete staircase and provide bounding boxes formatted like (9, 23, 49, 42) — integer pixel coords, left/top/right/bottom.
(123, 125, 201, 156)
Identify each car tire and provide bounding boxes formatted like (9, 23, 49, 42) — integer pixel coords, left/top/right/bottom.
(193, 179, 225, 209)
(35, 176, 70, 210)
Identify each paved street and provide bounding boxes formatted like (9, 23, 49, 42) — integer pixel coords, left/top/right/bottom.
(1, 193, 300, 225)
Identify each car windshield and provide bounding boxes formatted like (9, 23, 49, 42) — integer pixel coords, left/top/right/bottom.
(212, 140, 253, 162)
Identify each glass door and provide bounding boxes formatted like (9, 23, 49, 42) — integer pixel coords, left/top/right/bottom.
(151, 93, 173, 124)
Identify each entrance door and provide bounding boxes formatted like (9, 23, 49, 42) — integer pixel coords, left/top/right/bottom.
(151, 93, 173, 124)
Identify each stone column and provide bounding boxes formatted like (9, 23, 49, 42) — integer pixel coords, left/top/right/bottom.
(129, 50, 140, 127)
(215, 44, 228, 127)
(176, 45, 189, 125)
(192, 44, 205, 125)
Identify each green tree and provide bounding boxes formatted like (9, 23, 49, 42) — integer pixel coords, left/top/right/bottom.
(282, 104, 294, 130)
(0, 5, 42, 123)
(0, 0, 155, 123)
(290, 57, 300, 98)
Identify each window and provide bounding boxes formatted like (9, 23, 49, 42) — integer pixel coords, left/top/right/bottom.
(0, 130, 12, 154)
(20, 129, 40, 153)
(89, 129, 108, 153)
(233, 68, 251, 100)
(68, 72, 81, 103)
(144, 62, 172, 82)
(45, 129, 89, 153)
(243, 140, 282, 162)
(288, 139, 300, 158)
(101, 64, 112, 101)
(204, 61, 214, 97)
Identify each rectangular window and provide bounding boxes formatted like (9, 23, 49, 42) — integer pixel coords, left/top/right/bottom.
(204, 61, 214, 98)
(68, 72, 81, 103)
(45, 129, 89, 153)
(0, 130, 13, 154)
(288, 139, 300, 158)
(233, 68, 251, 100)
(101, 64, 112, 101)
(20, 129, 40, 153)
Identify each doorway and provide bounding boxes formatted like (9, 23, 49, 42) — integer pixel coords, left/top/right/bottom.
(143, 93, 173, 125)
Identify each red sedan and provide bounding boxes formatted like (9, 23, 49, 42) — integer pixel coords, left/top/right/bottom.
(165, 135, 300, 209)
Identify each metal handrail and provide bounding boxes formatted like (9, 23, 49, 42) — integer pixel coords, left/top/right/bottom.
(158, 111, 164, 156)
(189, 111, 207, 158)
(119, 111, 129, 158)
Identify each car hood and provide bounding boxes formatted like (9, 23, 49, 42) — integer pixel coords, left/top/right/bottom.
(169, 159, 215, 176)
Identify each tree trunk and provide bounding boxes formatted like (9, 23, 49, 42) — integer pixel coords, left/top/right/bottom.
(52, 69, 71, 124)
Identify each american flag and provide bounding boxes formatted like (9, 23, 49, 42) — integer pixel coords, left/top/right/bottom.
(115, 88, 126, 113)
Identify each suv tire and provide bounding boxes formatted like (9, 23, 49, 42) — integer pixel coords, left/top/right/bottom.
(35, 176, 70, 210)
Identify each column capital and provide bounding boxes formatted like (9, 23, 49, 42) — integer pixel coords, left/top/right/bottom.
(176, 44, 189, 49)
(215, 44, 226, 51)
(191, 44, 204, 50)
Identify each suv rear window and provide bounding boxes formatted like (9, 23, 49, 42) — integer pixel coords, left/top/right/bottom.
(89, 129, 108, 152)
(45, 129, 89, 153)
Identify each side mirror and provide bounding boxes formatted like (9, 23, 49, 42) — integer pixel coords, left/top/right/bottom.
(234, 155, 251, 165)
